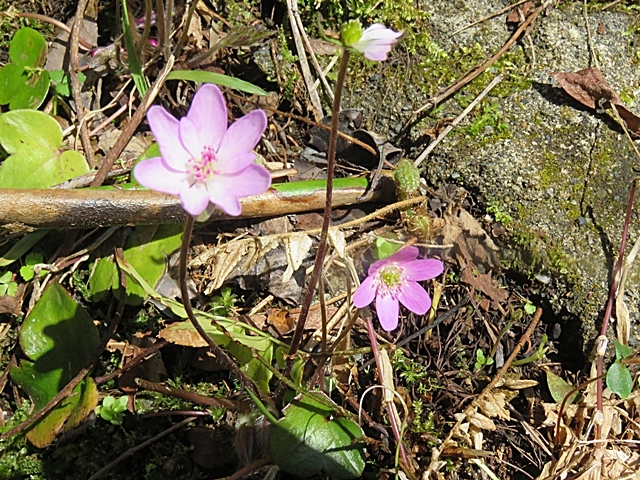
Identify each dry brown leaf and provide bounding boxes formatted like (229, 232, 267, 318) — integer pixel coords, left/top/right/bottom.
(282, 233, 313, 283)
(506, 1, 535, 23)
(477, 390, 512, 421)
(550, 67, 640, 135)
(461, 268, 508, 305)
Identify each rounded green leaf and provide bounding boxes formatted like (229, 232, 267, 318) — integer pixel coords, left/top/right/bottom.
(270, 394, 366, 479)
(0, 110, 89, 188)
(546, 370, 579, 405)
(607, 361, 633, 399)
(10, 27, 47, 68)
(0, 63, 22, 105)
(9, 69, 50, 110)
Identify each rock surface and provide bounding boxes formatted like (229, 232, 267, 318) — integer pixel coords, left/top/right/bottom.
(345, 1, 640, 356)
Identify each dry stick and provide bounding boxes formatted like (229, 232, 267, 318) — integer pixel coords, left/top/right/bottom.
(443, 307, 542, 446)
(414, 74, 503, 168)
(0, 253, 127, 442)
(0, 353, 17, 395)
(88, 415, 196, 480)
(227, 92, 376, 156)
(179, 216, 259, 398)
(409, 0, 549, 122)
(449, 0, 533, 36)
(225, 458, 272, 480)
(583, 0, 600, 70)
(290, 3, 334, 103)
(69, 0, 96, 169)
(285, 0, 324, 119)
(90, 55, 175, 187)
(288, 50, 351, 358)
(0, 11, 94, 50)
(95, 339, 168, 385)
(135, 378, 240, 410)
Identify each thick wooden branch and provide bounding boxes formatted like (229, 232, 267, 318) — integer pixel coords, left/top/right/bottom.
(0, 177, 394, 229)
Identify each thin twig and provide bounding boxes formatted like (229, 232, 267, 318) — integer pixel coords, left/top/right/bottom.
(285, 0, 324, 119)
(414, 74, 503, 168)
(0, 11, 93, 50)
(90, 55, 175, 187)
(95, 339, 168, 385)
(88, 416, 196, 480)
(449, 0, 532, 37)
(69, 0, 96, 168)
(444, 307, 543, 445)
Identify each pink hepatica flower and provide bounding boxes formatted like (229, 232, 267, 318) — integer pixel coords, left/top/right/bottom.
(353, 24, 402, 61)
(353, 246, 443, 331)
(134, 84, 271, 217)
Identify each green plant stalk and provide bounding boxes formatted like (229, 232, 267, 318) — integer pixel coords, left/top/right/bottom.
(288, 49, 351, 358)
(121, 0, 149, 95)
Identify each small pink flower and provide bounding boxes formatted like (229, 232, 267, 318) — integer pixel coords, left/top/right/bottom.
(352, 24, 402, 62)
(353, 246, 443, 331)
(134, 84, 271, 217)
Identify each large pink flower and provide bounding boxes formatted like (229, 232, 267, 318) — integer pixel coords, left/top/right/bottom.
(352, 24, 402, 61)
(133, 84, 271, 217)
(353, 246, 443, 331)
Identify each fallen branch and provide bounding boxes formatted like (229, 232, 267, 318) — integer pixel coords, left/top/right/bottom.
(0, 176, 394, 229)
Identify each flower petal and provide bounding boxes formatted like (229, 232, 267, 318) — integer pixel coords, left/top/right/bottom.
(207, 190, 242, 216)
(360, 24, 403, 42)
(353, 275, 377, 308)
(397, 281, 432, 315)
(178, 116, 203, 159)
(215, 164, 272, 197)
(354, 24, 402, 61)
(385, 246, 420, 264)
(147, 106, 191, 171)
(180, 183, 211, 216)
(404, 259, 444, 281)
(133, 157, 186, 195)
(375, 293, 399, 331)
(217, 110, 267, 173)
(186, 84, 228, 151)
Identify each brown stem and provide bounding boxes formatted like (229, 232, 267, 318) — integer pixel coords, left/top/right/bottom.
(95, 339, 168, 385)
(135, 378, 240, 410)
(288, 49, 351, 357)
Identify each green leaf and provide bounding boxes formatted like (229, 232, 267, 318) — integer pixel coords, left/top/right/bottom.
(546, 370, 579, 405)
(9, 282, 100, 446)
(373, 237, 402, 260)
(6, 282, 18, 297)
(9, 27, 47, 68)
(0, 271, 12, 284)
(119, 225, 183, 305)
(0, 64, 50, 110)
(0, 110, 88, 188)
(20, 252, 44, 281)
(270, 393, 366, 479)
(0, 230, 49, 267)
(166, 70, 268, 96)
(89, 255, 117, 302)
(614, 340, 633, 361)
(606, 361, 633, 399)
(121, 0, 149, 95)
(524, 302, 536, 315)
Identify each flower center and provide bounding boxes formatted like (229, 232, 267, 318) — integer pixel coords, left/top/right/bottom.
(377, 266, 405, 296)
(187, 145, 220, 185)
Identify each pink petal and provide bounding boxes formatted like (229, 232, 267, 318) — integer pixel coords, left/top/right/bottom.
(217, 110, 267, 173)
(385, 246, 420, 264)
(404, 259, 444, 281)
(360, 45, 394, 62)
(375, 293, 399, 331)
(179, 183, 211, 216)
(186, 84, 228, 150)
(214, 164, 272, 197)
(397, 281, 432, 315)
(207, 189, 242, 216)
(360, 24, 403, 42)
(147, 106, 190, 171)
(133, 157, 186, 196)
(353, 275, 377, 308)
(178, 116, 203, 159)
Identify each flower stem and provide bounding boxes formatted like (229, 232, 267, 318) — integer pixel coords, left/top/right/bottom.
(365, 317, 410, 467)
(288, 49, 351, 357)
(179, 216, 258, 397)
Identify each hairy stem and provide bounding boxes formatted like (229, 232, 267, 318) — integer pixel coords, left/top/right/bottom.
(288, 49, 351, 357)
